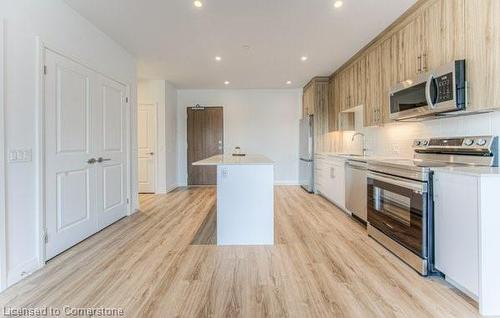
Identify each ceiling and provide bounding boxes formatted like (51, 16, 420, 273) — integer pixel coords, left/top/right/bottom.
(65, 0, 416, 89)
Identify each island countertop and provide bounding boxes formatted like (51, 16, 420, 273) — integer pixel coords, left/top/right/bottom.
(192, 154, 274, 166)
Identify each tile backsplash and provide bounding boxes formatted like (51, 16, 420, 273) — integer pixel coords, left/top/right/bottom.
(321, 110, 500, 158)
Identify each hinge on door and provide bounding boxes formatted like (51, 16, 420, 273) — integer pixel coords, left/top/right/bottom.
(125, 97, 129, 103)
(43, 228, 48, 244)
(43, 65, 47, 75)
(126, 198, 129, 204)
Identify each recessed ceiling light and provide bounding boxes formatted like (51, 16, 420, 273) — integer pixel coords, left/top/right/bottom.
(334, 0, 343, 8)
(215, 56, 222, 61)
(194, 0, 203, 8)
(224, 81, 230, 85)
(286, 80, 292, 85)
(301, 56, 308, 62)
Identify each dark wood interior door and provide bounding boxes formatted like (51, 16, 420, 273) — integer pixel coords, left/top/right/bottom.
(187, 107, 224, 185)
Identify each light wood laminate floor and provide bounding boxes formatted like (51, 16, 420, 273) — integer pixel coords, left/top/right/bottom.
(0, 186, 478, 317)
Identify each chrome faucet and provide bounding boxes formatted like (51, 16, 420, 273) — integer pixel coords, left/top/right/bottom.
(351, 132, 367, 157)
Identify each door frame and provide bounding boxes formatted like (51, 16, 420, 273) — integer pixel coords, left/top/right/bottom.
(0, 18, 7, 291)
(138, 102, 158, 193)
(36, 38, 133, 265)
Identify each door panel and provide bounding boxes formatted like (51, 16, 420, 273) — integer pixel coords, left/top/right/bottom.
(137, 104, 156, 193)
(187, 107, 224, 185)
(56, 68, 89, 153)
(56, 169, 90, 230)
(103, 84, 123, 151)
(96, 76, 128, 229)
(45, 50, 98, 260)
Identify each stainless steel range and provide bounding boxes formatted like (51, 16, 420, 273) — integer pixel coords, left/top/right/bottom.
(367, 136, 498, 276)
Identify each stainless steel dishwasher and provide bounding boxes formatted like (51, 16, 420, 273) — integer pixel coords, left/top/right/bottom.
(345, 159, 368, 222)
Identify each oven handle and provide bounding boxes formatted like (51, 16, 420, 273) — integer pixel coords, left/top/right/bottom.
(367, 171, 427, 193)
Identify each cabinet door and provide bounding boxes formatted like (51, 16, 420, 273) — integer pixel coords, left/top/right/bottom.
(465, 0, 500, 110)
(423, 0, 465, 71)
(332, 162, 346, 208)
(434, 172, 479, 297)
(303, 84, 315, 117)
(380, 34, 398, 124)
(354, 57, 366, 108)
(328, 78, 338, 132)
(365, 46, 382, 127)
(397, 15, 423, 81)
(314, 82, 329, 152)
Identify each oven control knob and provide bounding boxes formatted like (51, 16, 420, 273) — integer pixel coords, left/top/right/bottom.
(421, 140, 429, 146)
(476, 138, 488, 146)
(414, 140, 421, 147)
(464, 138, 474, 146)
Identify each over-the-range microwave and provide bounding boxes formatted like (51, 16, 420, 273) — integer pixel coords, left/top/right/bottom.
(389, 60, 466, 121)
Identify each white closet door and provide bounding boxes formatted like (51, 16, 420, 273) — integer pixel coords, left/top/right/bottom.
(95, 75, 128, 229)
(45, 50, 129, 260)
(44, 50, 98, 260)
(137, 104, 156, 193)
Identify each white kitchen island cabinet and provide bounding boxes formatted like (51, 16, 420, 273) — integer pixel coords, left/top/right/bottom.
(193, 154, 274, 246)
(434, 167, 500, 316)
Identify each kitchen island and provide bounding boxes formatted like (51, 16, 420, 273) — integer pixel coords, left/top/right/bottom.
(193, 154, 274, 245)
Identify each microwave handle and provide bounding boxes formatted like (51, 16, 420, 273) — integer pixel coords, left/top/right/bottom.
(425, 74, 436, 109)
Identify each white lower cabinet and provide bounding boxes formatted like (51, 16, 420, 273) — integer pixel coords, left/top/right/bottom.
(434, 172, 479, 298)
(315, 154, 346, 209)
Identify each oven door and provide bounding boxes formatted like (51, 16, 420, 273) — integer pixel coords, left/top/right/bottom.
(367, 171, 428, 258)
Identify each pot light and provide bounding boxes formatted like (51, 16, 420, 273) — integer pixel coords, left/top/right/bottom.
(215, 56, 222, 61)
(194, 0, 203, 8)
(224, 81, 230, 85)
(334, 0, 343, 8)
(301, 56, 308, 62)
(286, 80, 292, 85)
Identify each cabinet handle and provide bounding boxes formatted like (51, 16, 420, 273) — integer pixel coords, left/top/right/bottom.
(422, 54, 428, 72)
(417, 55, 422, 73)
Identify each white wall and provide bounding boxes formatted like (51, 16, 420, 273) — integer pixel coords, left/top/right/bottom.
(165, 82, 178, 191)
(177, 89, 302, 185)
(331, 111, 500, 158)
(0, 0, 137, 287)
(138, 80, 178, 193)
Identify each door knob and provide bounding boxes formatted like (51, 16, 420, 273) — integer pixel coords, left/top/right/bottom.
(87, 158, 97, 164)
(97, 157, 111, 163)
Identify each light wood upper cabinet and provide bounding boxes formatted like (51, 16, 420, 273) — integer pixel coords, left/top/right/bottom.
(397, 15, 423, 82)
(465, 0, 500, 110)
(365, 46, 382, 127)
(423, 0, 465, 71)
(328, 78, 339, 132)
(302, 82, 315, 117)
(380, 34, 398, 124)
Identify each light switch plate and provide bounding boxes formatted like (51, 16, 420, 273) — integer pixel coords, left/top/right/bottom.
(8, 149, 32, 163)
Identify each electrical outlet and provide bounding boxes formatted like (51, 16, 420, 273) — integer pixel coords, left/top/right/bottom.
(221, 167, 229, 178)
(391, 144, 400, 155)
(8, 149, 32, 163)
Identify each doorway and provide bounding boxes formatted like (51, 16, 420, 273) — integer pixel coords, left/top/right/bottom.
(187, 106, 223, 185)
(138, 103, 157, 193)
(43, 48, 129, 260)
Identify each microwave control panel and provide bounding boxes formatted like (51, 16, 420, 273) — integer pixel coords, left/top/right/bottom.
(435, 72, 454, 103)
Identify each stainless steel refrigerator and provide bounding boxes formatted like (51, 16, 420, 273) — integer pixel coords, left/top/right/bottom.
(299, 115, 314, 193)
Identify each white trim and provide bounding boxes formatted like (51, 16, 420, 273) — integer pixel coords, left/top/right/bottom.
(6, 257, 39, 287)
(138, 102, 159, 194)
(0, 18, 7, 291)
(35, 38, 133, 267)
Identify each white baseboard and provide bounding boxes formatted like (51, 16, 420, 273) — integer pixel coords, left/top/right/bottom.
(274, 180, 299, 185)
(7, 257, 41, 287)
(165, 184, 179, 193)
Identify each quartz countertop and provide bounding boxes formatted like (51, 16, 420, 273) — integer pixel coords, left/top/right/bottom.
(192, 154, 274, 166)
(432, 166, 500, 177)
